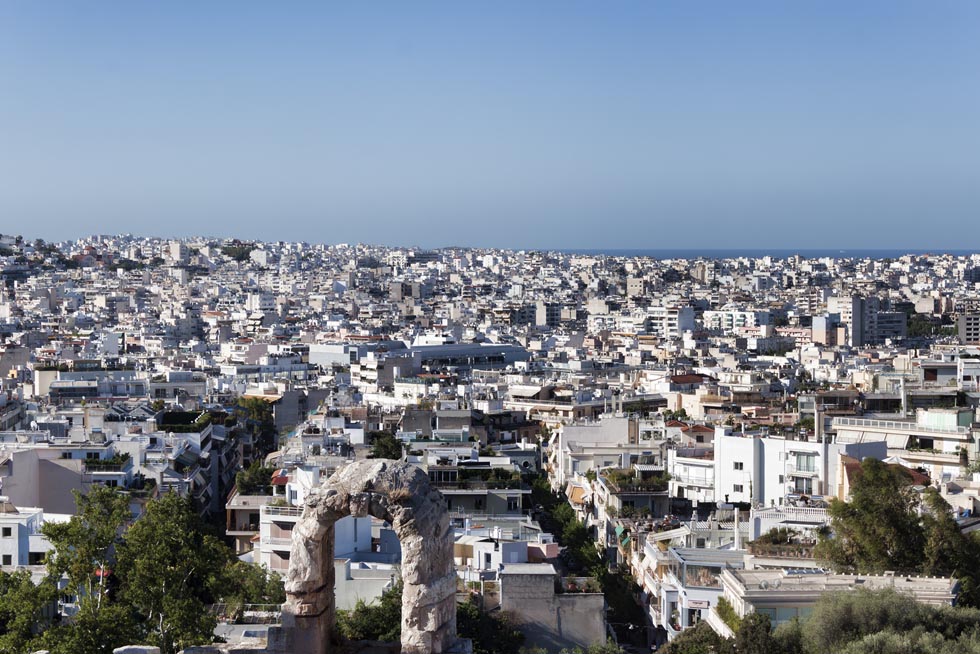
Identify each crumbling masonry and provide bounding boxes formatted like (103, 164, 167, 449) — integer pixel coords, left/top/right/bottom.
(271, 459, 459, 654)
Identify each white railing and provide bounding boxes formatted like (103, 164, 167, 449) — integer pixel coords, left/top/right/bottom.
(672, 474, 713, 487)
(833, 417, 968, 435)
(705, 607, 735, 639)
(261, 505, 303, 517)
(753, 506, 829, 520)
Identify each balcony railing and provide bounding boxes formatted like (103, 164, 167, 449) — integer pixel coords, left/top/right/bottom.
(82, 459, 133, 472)
(746, 541, 817, 559)
(261, 505, 304, 517)
(430, 479, 528, 491)
(228, 523, 259, 533)
(833, 417, 969, 436)
(671, 475, 713, 487)
(605, 479, 669, 494)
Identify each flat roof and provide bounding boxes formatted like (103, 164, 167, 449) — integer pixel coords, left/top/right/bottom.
(500, 563, 556, 575)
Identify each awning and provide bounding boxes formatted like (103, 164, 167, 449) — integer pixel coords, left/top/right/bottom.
(568, 485, 588, 506)
(886, 434, 911, 449)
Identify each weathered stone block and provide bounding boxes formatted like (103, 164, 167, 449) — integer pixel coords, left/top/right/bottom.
(279, 459, 457, 653)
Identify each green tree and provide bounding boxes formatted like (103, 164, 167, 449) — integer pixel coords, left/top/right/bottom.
(115, 493, 229, 654)
(661, 621, 732, 654)
(457, 596, 525, 654)
(235, 460, 275, 496)
(551, 501, 575, 527)
(335, 581, 403, 643)
(0, 570, 59, 653)
(530, 475, 557, 511)
(715, 596, 742, 632)
(34, 601, 138, 654)
(772, 617, 805, 654)
(368, 431, 404, 460)
(236, 396, 277, 456)
(221, 244, 256, 262)
(908, 314, 938, 338)
(816, 458, 925, 574)
(42, 486, 131, 613)
(920, 488, 980, 607)
(802, 587, 933, 654)
(218, 561, 285, 618)
(735, 612, 776, 654)
(795, 416, 815, 432)
(558, 643, 626, 654)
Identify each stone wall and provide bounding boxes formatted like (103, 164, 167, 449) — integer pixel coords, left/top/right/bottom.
(499, 565, 607, 653)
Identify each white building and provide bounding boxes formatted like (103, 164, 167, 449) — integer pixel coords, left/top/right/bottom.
(0, 499, 58, 573)
(713, 430, 888, 507)
(667, 446, 716, 506)
(706, 568, 958, 637)
(833, 408, 978, 482)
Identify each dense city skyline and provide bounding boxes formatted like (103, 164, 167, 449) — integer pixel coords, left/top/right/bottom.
(3, 2, 979, 250)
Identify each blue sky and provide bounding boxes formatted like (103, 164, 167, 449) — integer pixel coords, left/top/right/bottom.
(1, 2, 978, 249)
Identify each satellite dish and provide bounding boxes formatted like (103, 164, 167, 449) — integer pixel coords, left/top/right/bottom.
(771, 579, 782, 589)
(759, 580, 770, 590)
(30, 421, 38, 431)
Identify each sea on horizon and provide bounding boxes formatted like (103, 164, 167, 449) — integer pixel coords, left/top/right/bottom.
(557, 248, 980, 260)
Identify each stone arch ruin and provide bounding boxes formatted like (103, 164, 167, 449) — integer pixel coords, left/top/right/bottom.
(276, 459, 458, 654)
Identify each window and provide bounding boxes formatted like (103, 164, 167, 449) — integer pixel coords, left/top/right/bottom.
(795, 453, 816, 473)
(507, 497, 519, 511)
(793, 478, 813, 494)
(695, 435, 704, 443)
(733, 462, 744, 471)
(778, 475, 784, 484)
(1, 528, 10, 538)
(1, 555, 9, 566)
(733, 484, 744, 493)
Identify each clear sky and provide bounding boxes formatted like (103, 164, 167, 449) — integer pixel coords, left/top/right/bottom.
(2, 2, 979, 250)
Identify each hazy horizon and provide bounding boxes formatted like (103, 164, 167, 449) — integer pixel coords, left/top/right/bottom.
(3, 2, 979, 250)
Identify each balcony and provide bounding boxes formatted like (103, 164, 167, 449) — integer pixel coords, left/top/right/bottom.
(82, 455, 133, 473)
(833, 416, 969, 436)
(602, 470, 670, 495)
(261, 505, 304, 518)
(266, 536, 293, 549)
(746, 541, 816, 559)
(429, 479, 529, 491)
(671, 474, 713, 488)
(785, 462, 818, 478)
(227, 523, 259, 536)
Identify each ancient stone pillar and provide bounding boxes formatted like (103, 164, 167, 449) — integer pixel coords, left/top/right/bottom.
(279, 459, 458, 654)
